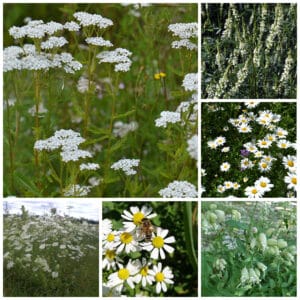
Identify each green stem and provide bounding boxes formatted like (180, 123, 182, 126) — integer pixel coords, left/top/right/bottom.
(34, 71, 41, 188)
(183, 202, 198, 272)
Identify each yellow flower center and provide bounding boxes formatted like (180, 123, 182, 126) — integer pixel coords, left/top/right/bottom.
(287, 160, 294, 167)
(268, 136, 274, 141)
(120, 232, 133, 244)
(261, 141, 267, 145)
(107, 233, 115, 242)
(155, 272, 165, 282)
(252, 189, 258, 194)
(260, 182, 267, 188)
(261, 163, 267, 169)
(118, 268, 130, 280)
(152, 236, 164, 248)
(292, 177, 297, 184)
(242, 127, 247, 131)
(278, 131, 283, 136)
(140, 266, 148, 276)
(105, 249, 116, 260)
(133, 212, 145, 225)
(244, 161, 249, 165)
(281, 143, 287, 148)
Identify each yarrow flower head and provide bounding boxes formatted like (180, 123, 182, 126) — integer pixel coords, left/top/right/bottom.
(182, 73, 198, 92)
(111, 158, 140, 175)
(155, 111, 181, 128)
(85, 37, 113, 47)
(158, 180, 198, 198)
(73, 11, 113, 29)
(97, 48, 132, 72)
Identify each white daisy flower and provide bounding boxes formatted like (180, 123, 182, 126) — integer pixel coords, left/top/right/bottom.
(254, 176, 274, 193)
(102, 248, 123, 271)
(221, 146, 230, 153)
(282, 155, 296, 172)
(232, 182, 240, 190)
(245, 186, 264, 198)
(217, 185, 226, 193)
(107, 260, 138, 293)
(265, 133, 277, 142)
(257, 139, 272, 149)
(215, 136, 226, 146)
(102, 230, 120, 249)
(277, 140, 291, 149)
(244, 101, 260, 108)
(133, 258, 155, 288)
(121, 206, 157, 232)
(275, 127, 288, 139)
(115, 230, 140, 254)
(207, 140, 218, 149)
(258, 160, 272, 172)
(148, 262, 174, 294)
(220, 162, 230, 172)
(244, 142, 258, 153)
(238, 124, 252, 133)
(142, 227, 175, 260)
(284, 173, 297, 191)
(224, 181, 233, 189)
(241, 158, 254, 169)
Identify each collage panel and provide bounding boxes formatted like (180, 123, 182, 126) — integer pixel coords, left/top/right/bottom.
(201, 201, 297, 297)
(3, 199, 99, 297)
(201, 3, 297, 99)
(101, 201, 198, 297)
(201, 101, 297, 198)
(3, 3, 198, 198)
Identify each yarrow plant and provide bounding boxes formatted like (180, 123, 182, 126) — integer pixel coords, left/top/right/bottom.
(102, 205, 175, 296)
(202, 3, 296, 98)
(3, 4, 197, 197)
(202, 102, 296, 198)
(202, 202, 296, 296)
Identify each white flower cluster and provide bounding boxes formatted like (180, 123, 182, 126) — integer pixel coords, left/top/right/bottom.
(182, 73, 198, 92)
(64, 184, 91, 196)
(4, 44, 82, 73)
(97, 48, 132, 72)
(79, 163, 100, 171)
(34, 129, 93, 163)
(4, 213, 98, 279)
(187, 135, 198, 162)
(155, 111, 181, 128)
(111, 158, 140, 175)
(9, 20, 63, 40)
(73, 11, 113, 29)
(113, 121, 138, 138)
(168, 22, 197, 51)
(158, 180, 198, 198)
(64, 21, 80, 32)
(85, 37, 113, 47)
(41, 36, 68, 50)
(103, 206, 175, 296)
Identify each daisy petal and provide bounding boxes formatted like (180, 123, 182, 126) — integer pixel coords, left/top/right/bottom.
(151, 248, 159, 259)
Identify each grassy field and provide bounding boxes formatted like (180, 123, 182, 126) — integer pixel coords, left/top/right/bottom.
(3, 209, 99, 296)
(3, 3, 198, 197)
(202, 201, 296, 297)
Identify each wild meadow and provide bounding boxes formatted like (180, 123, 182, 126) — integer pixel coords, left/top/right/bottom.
(102, 201, 198, 297)
(201, 102, 296, 198)
(202, 3, 297, 99)
(202, 201, 296, 297)
(3, 3, 198, 197)
(3, 204, 99, 296)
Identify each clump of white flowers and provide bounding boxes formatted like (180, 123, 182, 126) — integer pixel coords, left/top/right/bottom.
(168, 22, 197, 50)
(158, 180, 198, 198)
(111, 158, 140, 175)
(113, 121, 138, 138)
(73, 11, 113, 28)
(155, 111, 181, 128)
(102, 205, 175, 296)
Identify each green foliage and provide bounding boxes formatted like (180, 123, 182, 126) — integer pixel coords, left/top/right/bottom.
(202, 201, 296, 297)
(202, 3, 297, 98)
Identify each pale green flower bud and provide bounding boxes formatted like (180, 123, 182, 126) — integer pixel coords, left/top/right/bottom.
(207, 212, 217, 224)
(240, 267, 249, 284)
(214, 258, 227, 271)
(232, 209, 241, 221)
(249, 268, 260, 284)
(210, 204, 217, 210)
(277, 239, 287, 249)
(256, 262, 267, 272)
(250, 238, 257, 249)
(254, 268, 260, 277)
(266, 228, 275, 236)
(258, 233, 267, 251)
(284, 252, 294, 262)
(267, 238, 278, 246)
(215, 210, 225, 223)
